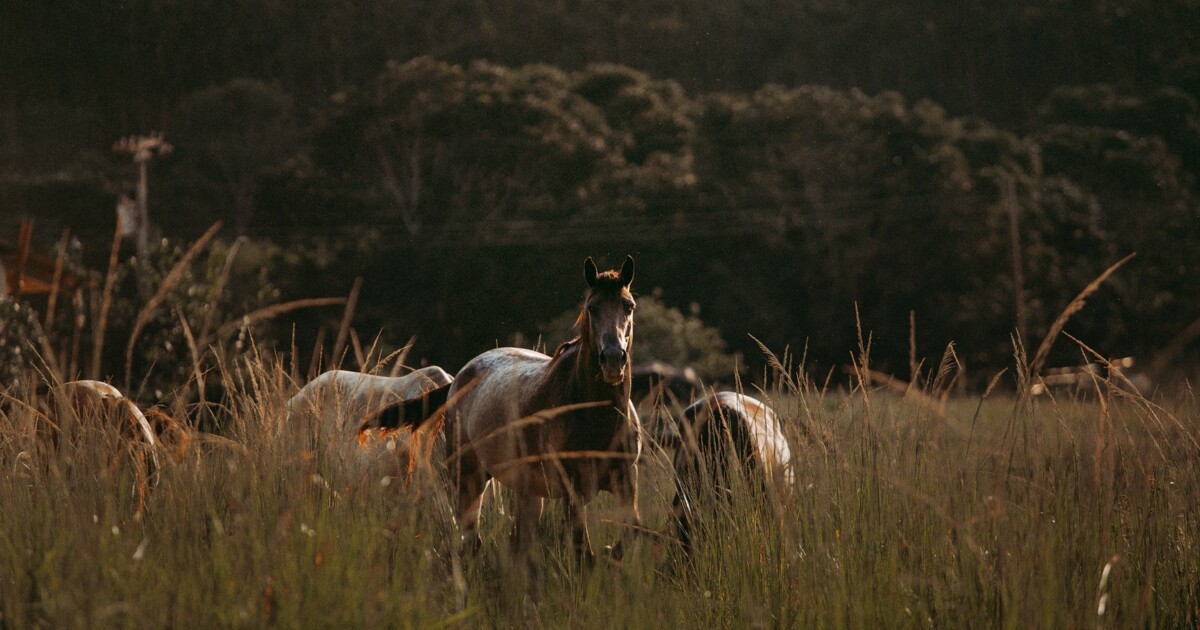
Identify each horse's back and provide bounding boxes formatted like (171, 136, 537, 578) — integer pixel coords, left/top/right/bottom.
(448, 347, 550, 434)
(680, 392, 793, 485)
(286, 367, 454, 480)
(288, 367, 453, 435)
(49, 380, 158, 447)
(721, 392, 793, 484)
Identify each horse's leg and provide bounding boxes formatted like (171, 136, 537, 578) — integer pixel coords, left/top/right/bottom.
(606, 462, 641, 562)
(565, 498, 595, 564)
(671, 485, 693, 557)
(449, 445, 490, 554)
(509, 488, 542, 558)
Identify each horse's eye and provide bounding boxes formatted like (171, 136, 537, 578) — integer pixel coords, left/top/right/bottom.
(587, 304, 598, 315)
(624, 302, 635, 314)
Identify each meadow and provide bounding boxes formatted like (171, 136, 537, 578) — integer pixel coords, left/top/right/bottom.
(2, 342, 1197, 629)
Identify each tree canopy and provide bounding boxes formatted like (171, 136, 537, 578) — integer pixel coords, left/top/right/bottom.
(4, 1, 1199, 384)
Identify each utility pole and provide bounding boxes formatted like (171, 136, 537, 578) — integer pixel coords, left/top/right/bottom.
(1003, 174, 1027, 344)
(113, 133, 172, 259)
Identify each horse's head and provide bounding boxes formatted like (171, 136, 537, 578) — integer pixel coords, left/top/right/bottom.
(582, 255, 636, 385)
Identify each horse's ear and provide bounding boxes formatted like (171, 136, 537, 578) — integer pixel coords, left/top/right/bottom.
(584, 257, 598, 287)
(619, 255, 635, 287)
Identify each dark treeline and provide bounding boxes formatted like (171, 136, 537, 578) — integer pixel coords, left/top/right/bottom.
(3, 1, 1200, 386)
(6, 0, 1200, 166)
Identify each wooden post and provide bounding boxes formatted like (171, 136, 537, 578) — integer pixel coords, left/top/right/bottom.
(135, 158, 149, 256)
(1004, 175, 1027, 344)
(113, 133, 172, 259)
(12, 219, 33, 297)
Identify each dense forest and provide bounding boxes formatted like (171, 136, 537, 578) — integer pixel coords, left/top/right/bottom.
(3, 0, 1200, 388)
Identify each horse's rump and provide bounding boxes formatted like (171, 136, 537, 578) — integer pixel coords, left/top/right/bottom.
(675, 392, 792, 487)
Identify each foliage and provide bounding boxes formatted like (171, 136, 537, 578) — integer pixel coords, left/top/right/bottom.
(106, 237, 283, 399)
(7, 0, 1200, 157)
(0, 295, 46, 392)
(1, 232, 293, 402)
(314, 58, 698, 240)
(1033, 84, 1200, 356)
(168, 79, 303, 236)
(5, 6, 1200, 378)
(688, 85, 1117, 371)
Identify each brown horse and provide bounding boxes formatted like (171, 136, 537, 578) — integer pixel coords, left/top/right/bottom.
(416, 256, 642, 559)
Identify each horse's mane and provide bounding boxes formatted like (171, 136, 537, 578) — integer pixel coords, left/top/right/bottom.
(551, 336, 581, 359)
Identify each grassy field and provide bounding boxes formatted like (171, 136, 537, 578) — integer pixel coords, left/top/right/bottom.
(2, 353, 1198, 628)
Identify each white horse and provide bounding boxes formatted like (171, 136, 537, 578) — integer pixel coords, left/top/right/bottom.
(286, 367, 453, 478)
(671, 391, 793, 554)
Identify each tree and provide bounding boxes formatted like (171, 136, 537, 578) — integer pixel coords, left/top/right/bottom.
(1034, 85, 1200, 359)
(318, 58, 685, 240)
(170, 79, 301, 236)
(687, 84, 1115, 372)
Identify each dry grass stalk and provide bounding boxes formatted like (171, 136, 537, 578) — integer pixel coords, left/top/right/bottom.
(124, 221, 223, 388)
(387, 335, 417, 377)
(349, 328, 366, 369)
(196, 236, 246, 349)
(908, 310, 919, 387)
(288, 324, 299, 380)
(178, 311, 206, 408)
(863, 367, 971, 438)
(1096, 557, 1117, 629)
(90, 211, 125, 379)
(42, 228, 70, 331)
(850, 303, 876, 416)
(68, 288, 84, 378)
(331, 276, 363, 367)
(930, 342, 963, 404)
(1028, 253, 1135, 379)
(214, 297, 347, 339)
(853, 303, 872, 384)
(18, 315, 64, 385)
(307, 327, 327, 378)
(1063, 330, 1198, 457)
(1011, 333, 1031, 397)
(749, 333, 796, 393)
(366, 332, 398, 374)
(965, 367, 1010, 458)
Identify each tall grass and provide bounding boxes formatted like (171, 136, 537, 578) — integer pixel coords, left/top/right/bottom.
(2, 343, 1198, 627)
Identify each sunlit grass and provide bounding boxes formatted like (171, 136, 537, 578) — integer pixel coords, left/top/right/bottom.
(2, 355, 1198, 628)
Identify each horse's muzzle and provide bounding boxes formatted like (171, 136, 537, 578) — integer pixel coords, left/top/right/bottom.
(600, 348, 627, 385)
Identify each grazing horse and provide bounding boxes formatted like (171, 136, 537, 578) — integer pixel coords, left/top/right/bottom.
(41, 381, 198, 461)
(671, 391, 793, 555)
(414, 256, 642, 559)
(41, 380, 162, 517)
(286, 367, 454, 477)
(44, 380, 159, 452)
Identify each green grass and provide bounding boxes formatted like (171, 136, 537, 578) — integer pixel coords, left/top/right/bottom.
(2, 357, 1198, 628)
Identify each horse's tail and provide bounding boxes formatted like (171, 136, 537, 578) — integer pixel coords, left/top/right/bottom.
(365, 382, 452, 432)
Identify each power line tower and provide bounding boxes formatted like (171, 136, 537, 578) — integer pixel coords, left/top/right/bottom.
(1002, 174, 1027, 345)
(113, 133, 172, 258)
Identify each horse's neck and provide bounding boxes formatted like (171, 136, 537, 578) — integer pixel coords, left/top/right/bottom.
(543, 338, 628, 406)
